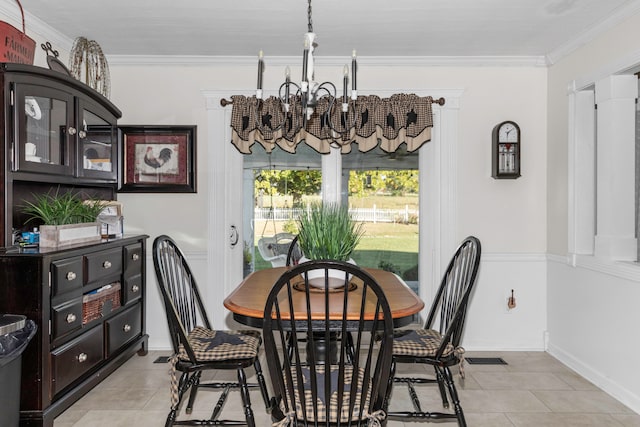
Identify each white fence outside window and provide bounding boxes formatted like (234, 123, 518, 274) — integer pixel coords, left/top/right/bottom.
(254, 206, 418, 224)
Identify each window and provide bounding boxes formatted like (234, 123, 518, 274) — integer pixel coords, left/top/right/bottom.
(569, 75, 637, 261)
(242, 144, 420, 297)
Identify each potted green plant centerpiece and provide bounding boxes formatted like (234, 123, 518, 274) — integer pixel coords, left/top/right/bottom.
(22, 190, 106, 248)
(296, 202, 364, 287)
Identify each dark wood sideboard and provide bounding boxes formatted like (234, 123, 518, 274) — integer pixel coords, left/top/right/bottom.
(0, 236, 149, 426)
(0, 63, 149, 426)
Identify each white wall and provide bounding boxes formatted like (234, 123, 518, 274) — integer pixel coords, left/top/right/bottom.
(548, 257, 640, 412)
(105, 62, 549, 350)
(547, 11, 640, 414)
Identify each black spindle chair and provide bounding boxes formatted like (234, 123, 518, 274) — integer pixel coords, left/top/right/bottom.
(285, 235, 303, 267)
(263, 260, 394, 426)
(387, 236, 481, 427)
(153, 235, 270, 427)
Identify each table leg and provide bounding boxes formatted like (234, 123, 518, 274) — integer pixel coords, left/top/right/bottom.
(306, 332, 338, 364)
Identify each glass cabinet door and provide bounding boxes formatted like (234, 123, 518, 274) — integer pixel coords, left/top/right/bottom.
(13, 83, 74, 175)
(77, 99, 117, 181)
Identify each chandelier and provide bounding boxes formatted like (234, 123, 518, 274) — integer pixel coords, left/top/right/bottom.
(252, 0, 357, 139)
(221, 0, 443, 155)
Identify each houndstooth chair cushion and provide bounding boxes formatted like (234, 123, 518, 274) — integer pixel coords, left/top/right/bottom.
(392, 328, 455, 358)
(179, 327, 261, 361)
(169, 327, 261, 406)
(280, 365, 375, 423)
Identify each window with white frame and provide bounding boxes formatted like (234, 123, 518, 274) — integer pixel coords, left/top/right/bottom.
(570, 74, 638, 261)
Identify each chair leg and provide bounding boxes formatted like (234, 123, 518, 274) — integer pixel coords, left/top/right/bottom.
(383, 360, 396, 413)
(254, 358, 271, 410)
(407, 380, 422, 412)
(439, 366, 466, 427)
(237, 368, 256, 427)
(165, 408, 177, 427)
(434, 365, 450, 409)
(388, 365, 466, 426)
(185, 371, 202, 414)
(166, 371, 189, 427)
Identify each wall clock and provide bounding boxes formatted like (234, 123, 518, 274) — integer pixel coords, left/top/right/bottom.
(491, 120, 521, 179)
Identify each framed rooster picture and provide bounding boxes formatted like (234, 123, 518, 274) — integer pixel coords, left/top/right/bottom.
(118, 125, 196, 193)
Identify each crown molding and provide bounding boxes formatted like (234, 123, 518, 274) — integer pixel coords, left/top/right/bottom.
(107, 54, 548, 68)
(546, 0, 640, 65)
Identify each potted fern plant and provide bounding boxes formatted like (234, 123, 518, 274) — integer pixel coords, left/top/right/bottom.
(22, 190, 106, 247)
(296, 202, 364, 287)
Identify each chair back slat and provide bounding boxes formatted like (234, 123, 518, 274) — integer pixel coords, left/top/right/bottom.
(153, 235, 210, 360)
(425, 236, 481, 356)
(263, 260, 394, 426)
(285, 234, 303, 266)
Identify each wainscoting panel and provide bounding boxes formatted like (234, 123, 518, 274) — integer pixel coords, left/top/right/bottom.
(460, 253, 547, 351)
(547, 255, 640, 414)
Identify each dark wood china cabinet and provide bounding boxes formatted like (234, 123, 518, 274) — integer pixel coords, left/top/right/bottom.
(0, 63, 148, 427)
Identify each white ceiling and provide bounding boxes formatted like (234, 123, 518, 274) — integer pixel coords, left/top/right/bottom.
(13, 0, 640, 64)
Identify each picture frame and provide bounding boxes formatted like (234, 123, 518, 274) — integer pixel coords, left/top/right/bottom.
(118, 125, 196, 193)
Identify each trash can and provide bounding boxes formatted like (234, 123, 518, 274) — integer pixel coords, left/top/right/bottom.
(0, 315, 37, 427)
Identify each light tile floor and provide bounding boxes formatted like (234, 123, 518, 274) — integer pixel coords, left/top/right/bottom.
(54, 350, 640, 426)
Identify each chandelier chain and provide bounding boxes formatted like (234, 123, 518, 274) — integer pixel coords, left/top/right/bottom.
(307, 0, 313, 33)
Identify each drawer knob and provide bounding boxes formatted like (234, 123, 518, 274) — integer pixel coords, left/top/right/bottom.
(132, 253, 140, 261)
(131, 284, 139, 293)
(66, 313, 77, 323)
(77, 352, 88, 363)
(102, 260, 112, 269)
(123, 324, 131, 333)
(66, 271, 77, 281)
(78, 130, 87, 139)
(67, 126, 77, 135)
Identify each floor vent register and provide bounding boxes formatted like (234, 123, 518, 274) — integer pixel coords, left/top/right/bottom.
(465, 357, 508, 365)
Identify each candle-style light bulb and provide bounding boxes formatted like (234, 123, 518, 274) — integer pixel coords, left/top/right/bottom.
(351, 49, 357, 100)
(302, 37, 309, 85)
(257, 50, 264, 99)
(351, 50, 357, 89)
(284, 66, 291, 109)
(342, 64, 348, 105)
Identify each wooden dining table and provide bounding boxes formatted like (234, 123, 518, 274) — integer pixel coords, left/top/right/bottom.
(224, 266, 424, 329)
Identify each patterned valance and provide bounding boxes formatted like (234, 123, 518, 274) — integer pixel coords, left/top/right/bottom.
(229, 93, 434, 155)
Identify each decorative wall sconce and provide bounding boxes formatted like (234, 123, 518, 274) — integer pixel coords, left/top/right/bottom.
(492, 120, 521, 179)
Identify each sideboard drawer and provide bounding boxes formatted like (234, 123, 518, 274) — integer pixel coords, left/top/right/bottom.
(51, 325, 104, 396)
(84, 247, 122, 284)
(51, 257, 83, 297)
(123, 243, 143, 278)
(106, 304, 141, 356)
(51, 297, 82, 342)
(123, 275, 142, 305)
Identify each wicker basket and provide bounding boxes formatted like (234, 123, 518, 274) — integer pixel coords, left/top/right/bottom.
(82, 282, 121, 324)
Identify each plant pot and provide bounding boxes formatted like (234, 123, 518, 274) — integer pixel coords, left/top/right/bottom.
(39, 222, 101, 248)
(299, 257, 356, 289)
